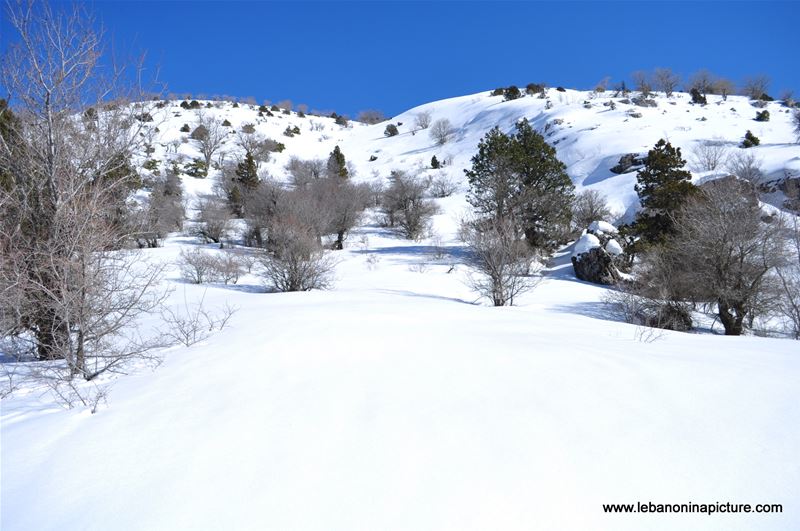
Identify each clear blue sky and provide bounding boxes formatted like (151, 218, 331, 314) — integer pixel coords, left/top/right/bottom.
(5, 1, 800, 116)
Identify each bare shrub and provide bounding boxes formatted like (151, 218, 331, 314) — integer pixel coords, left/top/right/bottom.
(793, 110, 800, 143)
(571, 190, 613, 230)
(193, 113, 228, 169)
(461, 217, 541, 306)
(652, 67, 680, 97)
(357, 109, 385, 124)
(690, 139, 730, 172)
(414, 110, 432, 130)
(631, 70, 652, 97)
(741, 75, 771, 100)
(725, 151, 764, 185)
(196, 195, 230, 244)
(161, 291, 237, 346)
(776, 216, 800, 338)
(286, 157, 326, 188)
(382, 171, 439, 239)
(428, 173, 460, 198)
(430, 118, 452, 145)
(258, 223, 335, 292)
(178, 248, 218, 284)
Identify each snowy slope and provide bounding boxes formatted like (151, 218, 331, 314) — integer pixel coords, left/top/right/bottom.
(2, 89, 800, 531)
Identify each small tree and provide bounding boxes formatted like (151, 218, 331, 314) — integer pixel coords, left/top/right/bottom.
(714, 78, 735, 101)
(793, 110, 800, 143)
(652, 67, 680, 97)
(690, 139, 729, 172)
(631, 70, 652, 97)
(414, 110, 432, 130)
(357, 109, 385, 124)
(259, 220, 335, 292)
(741, 130, 760, 148)
(193, 114, 227, 169)
(503, 85, 522, 101)
(689, 69, 716, 98)
(384, 123, 399, 137)
(741, 75, 771, 101)
(326, 145, 348, 179)
(627, 139, 697, 248)
(461, 217, 540, 306)
(381, 171, 438, 239)
(430, 118, 452, 145)
(431, 155, 441, 169)
(725, 151, 764, 185)
(755, 110, 770, 122)
(571, 190, 613, 231)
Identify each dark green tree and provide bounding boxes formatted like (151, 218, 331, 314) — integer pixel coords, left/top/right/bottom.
(431, 155, 441, 169)
(384, 123, 399, 137)
(741, 130, 760, 148)
(627, 139, 697, 248)
(236, 151, 259, 190)
(327, 145, 348, 179)
(465, 119, 574, 250)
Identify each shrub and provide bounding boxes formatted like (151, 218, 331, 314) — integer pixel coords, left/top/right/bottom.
(755, 110, 770, 122)
(184, 159, 208, 178)
(526, 83, 545, 95)
(428, 173, 459, 198)
(741, 130, 760, 148)
(414, 110, 432, 130)
(690, 88, 707, 105)
(490, 87, 504, 97)
(283, 125, 295, 137)
(503, 85, 522, 101)
(196, 196, 230, 243)
(222, 119, 232, 127)
(431, 155, 440, 169)
(258, 223, 335, 292)
(690, 139, 730, 172)
(571, 190, 613, 231)
(241, 122, 256, 134)
(357, 109, 385, 124)
(381, 171, 438, 239)
(430, 118, 452, 145)
(270, 104, 280, 112)
(180, 101, 190, 110)
(180, 123, 191, 133)
(555, 86, 566, 92)
(143, 159, 160, 171)
(384, 123, 399, 137)
(178, 248, 217, 284)
(335, 114, 349, 127)
(726, 151, 764, 184)
(189, 100, 201, 109)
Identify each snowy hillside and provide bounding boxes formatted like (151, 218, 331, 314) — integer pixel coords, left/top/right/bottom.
(2, 88, 800, 531)
(135, 88, 800, 217)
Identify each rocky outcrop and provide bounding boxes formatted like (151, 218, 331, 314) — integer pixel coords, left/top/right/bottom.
(571, 221, 625, 285)
(610, 153, 645, 174)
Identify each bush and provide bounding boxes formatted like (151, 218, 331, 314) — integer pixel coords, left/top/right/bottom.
(283, 125, 295, 137)
(526, 83, 545, 95)
(503, 85, 522, 101)
(755, 110, 770, 122)
(384, 123, 399, 137)
(258, 223, 335, 292)
(180, 123, 191, 133)
(335, 114, 349, 127)
(490, 88, 504, 97)
(741, 130, 760, 148)
(184, 159, 208, 178)
(381, 171, 438, 239)
(690, 88, 707, 105)
(178, 248, 218, 284)
(555, 86, 566, 92)
(690, 139, 730, 172)
(571, 190, 613, 231)
(357, 109, 385, 124)
(222, 119, 232, 127)
(431, 155, 440, 169)
(196, 195, 230, 243)
(429, 118, 452, 145)
(794, 110, 800, 143)
(726, 151, 763, 184)
(414, 111, 432, 130)
(428, 173, 459, 198)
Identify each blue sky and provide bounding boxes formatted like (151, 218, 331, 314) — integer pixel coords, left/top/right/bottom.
(5, 1, 800, 116)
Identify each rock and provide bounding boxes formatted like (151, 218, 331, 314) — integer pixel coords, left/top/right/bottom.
(571, 223, 625, 285)
(610, 153, 645, 174)
(631, 97, 657, 108)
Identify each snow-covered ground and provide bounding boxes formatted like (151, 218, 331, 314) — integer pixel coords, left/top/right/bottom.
(2, 88, 800, 530)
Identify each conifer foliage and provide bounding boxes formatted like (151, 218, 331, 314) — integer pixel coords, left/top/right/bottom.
(327, 145, 348, 179)
(465, 119, 574, 250)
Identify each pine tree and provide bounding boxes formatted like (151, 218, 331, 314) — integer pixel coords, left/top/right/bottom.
(431, 155, 440, 169)
(327, 145, 348, 179)
(628, 139, 697, 247)
(235, 151, 259, 190)
(465, 119, 574, 250)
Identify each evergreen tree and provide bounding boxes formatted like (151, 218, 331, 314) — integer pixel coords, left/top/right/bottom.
(465, 119, 574, 250)
(431, 155, 440, 169)
(384, 123, 399, 137)
(627, 139, 697, 248)
(327, 145, 348, 179)
(235, 151, 259, 190)
(741, 130, 760, 148)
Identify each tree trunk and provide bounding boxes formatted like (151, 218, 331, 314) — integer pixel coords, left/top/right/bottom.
(718, 300, 745, 336)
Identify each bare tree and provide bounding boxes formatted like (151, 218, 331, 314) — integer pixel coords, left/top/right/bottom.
(461, 216, 541, 306)
(414, 110, 432, 130)
(314, 179, 370, 250)
(793, 110, 800, 143)
(688, 69, 717, 97)
(430, 118, 452, 145)
(193, 112, 228, 169)
(381, 171, 438, 239)
(690, 139, 730, 172)
(0, 1, 169, 382)
(652, 68, 680, 97)
(571, 190, 613, 231)
(725, 151, 764, 185)
(196, 195, 230, 244)
(776, 216, 800, 338)
(356, 109, 385, 124)
(741, 75, 771, 101)
(665, 179, 786, 335)
(631, 70, 652, 97)
(286, 157, 326, 188)
(258, 219, 335, 292)
(714, 78, 735, 101)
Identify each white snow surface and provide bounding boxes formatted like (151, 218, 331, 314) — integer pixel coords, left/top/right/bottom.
(605, 238, 624, 256)
(589, 220, 619, 234)
(2, 88, 800, 530)
(572, 233, 602, 257)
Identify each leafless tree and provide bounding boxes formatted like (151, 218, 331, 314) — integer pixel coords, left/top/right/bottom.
(430, 118, 452, 145)
(631, 70, 652, 97)
(665, 179, 786, 335)
(0, 1, 169, 382)
(314, 179, 370, 249)
(775, 216, 800, 338)
(414, 110, 432, 130)
(193, 112, 228, 169)
(714, 78, 735, 101)
(258, 219, 336, 292)
(286, 157, 326, 188)
(741, 75, 771, 101)
(652, 68, 680, 97)
(356, 109, 386, 124)
(725, 151, 764, 185)
(571, 190, 613, 231)
(690, 139, 730, 172)
(461, 216, 541, 306)
(381, 171, 438, 239)
(428, 172, 460, 198)
(161, 290, 236, 346)
(196, 195, 230, 244)
(793, 110, 800, 143)
(688, 69, 717, 97)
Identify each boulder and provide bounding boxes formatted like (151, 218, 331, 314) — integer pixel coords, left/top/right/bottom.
(571, 223, 625, 285)
(610, 153, 645, 174)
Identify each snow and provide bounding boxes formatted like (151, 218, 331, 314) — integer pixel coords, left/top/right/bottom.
(589, 220, 618, 234)
(605, 238, 624, 256)
(572, 233, 602, 257)
(3, 88, 800, 531)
